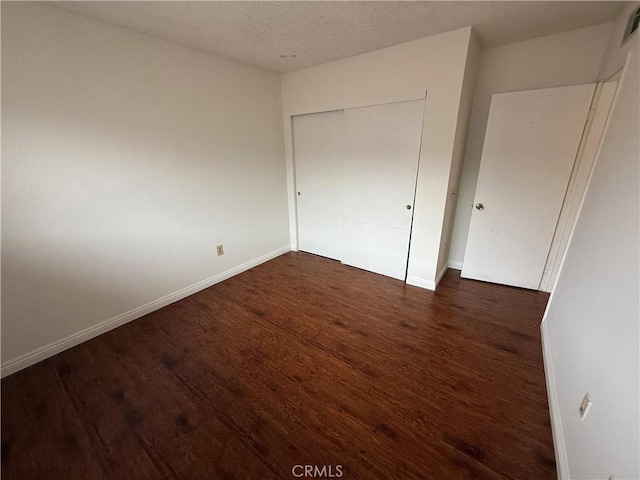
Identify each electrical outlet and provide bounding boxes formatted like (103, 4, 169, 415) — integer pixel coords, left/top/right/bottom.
(216, 244, 224, 256)
(579, 392, 592, 421)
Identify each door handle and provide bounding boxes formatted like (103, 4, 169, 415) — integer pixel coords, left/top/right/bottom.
(475, 203, 484, 210)
(406, 205, 412, 210)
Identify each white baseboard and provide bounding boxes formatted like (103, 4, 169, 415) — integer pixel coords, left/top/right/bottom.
(435, 264, 448, 287)
(406, 264, 449, 292)
(541, 319, 570, 479)
(406, 275, 436, 290)
(448, 260, 463, 270)
(1, 245, 291, 378)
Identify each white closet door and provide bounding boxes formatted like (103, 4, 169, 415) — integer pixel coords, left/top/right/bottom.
(342, 100, 424, 280)
(293, 110, 344, 260)
(461, 84, 595, 289)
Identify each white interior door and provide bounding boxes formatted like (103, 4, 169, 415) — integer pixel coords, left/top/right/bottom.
(461, 84, 595, 289)
(342, 100, 424, 280)
(293, 110, 344, 260)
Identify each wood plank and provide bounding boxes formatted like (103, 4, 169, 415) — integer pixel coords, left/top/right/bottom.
(1, 252, 556, 479)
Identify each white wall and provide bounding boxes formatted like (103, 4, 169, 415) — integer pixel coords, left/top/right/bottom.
(281, 27, 473, 288)
(449, 23, 612, 267)
(542, 30, 639, 478)
(435, 29, 481, 275)
(1, 3, 289, 372)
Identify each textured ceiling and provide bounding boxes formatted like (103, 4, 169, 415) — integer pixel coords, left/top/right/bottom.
(50, 1, 628, 73)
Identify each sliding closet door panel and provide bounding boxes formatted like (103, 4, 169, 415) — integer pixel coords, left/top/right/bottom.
(293, 110, 344, 260)
(343, 100, 424, 280)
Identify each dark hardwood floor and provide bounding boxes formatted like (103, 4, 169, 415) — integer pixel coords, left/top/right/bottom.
(1, 252, 556, 479)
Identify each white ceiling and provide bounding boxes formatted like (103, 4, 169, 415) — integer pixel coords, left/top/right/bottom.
(50, 1, 628, 73)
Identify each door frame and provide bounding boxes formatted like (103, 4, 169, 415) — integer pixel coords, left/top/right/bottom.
(539, 75, 620, 292)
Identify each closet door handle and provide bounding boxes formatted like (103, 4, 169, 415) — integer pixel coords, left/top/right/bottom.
(406, 205, 412, 210)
